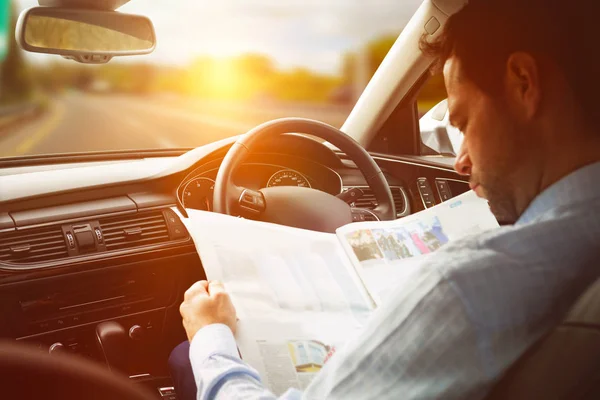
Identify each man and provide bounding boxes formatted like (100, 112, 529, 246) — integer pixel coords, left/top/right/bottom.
(172, 0, 600, 398)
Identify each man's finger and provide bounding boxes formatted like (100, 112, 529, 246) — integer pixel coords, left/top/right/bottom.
(185, 280, 209, 300)
(208, 280, 226, 295)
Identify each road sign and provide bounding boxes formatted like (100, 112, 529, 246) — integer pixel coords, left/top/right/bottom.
(0, 0, 9, 62)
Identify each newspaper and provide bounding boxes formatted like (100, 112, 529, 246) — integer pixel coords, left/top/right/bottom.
(337, 190, 498, 305)
(176, 190, 498, 395)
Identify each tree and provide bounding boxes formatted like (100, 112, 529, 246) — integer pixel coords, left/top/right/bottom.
(0, 1, 33, 103)
(341, 35, 397, 85)
(340, 33, 447, 108)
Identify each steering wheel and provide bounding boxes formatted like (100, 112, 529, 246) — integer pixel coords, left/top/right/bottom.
(213, 118, 395, 232)
(0, 340, 153, 400)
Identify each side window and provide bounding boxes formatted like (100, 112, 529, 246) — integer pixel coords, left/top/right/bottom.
(416, 73, 447, 118)
(417, 74, 463, 156)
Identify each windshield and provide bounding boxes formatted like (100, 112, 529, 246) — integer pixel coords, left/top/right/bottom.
(1, 0, 428, 158)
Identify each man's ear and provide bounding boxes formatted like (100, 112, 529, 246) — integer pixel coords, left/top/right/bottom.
(505, 52, 541, 120)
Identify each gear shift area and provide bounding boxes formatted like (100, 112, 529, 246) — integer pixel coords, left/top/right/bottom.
(96, 321, 129, 373)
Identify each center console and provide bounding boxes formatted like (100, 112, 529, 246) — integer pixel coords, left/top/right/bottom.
(17, 263, 172, 338)
(0, 253, 201, 386)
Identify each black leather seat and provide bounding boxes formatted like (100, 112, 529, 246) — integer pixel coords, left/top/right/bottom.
(487, 277, 600, 400)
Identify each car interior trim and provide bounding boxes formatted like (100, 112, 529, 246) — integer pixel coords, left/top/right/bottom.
(10, 196, 137, 228)
(178, 161, 345, 203)
(343, 185, 411, 218)
(0, 218, 193, 272)
(370, 154, 458, 173)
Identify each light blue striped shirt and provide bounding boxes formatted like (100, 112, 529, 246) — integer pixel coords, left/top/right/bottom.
(190, 161, 600, 399)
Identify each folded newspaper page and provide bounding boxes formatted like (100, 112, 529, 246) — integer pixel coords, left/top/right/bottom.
(175, 190, 499, 394)
(177, 211, 374, 395)
(336, 190, 499, 304)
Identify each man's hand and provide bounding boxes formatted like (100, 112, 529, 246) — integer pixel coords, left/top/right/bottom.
(179, 280, 237, 341)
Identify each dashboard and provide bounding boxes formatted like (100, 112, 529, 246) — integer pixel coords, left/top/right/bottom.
(177, 155, 343, 211)
(0, 134, 469, 388)
(0, 133, 470, 271)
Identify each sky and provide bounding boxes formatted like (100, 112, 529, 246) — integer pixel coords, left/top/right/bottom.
(16, 0, 423, 74)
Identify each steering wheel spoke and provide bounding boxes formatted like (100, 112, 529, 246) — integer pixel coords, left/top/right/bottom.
(336, 187, 364, 204)
(351, 207, 380, 222)
(238, 187, 266, 215)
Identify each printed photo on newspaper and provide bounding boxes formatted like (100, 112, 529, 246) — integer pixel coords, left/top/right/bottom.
(336, 190, 499, 304)
(175, 190, 499, 394)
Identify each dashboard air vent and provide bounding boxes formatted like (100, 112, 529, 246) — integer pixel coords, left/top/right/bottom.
(348, 187, 407, 217)
(99, 211, 170, 251)
(0, 226, 68, 264)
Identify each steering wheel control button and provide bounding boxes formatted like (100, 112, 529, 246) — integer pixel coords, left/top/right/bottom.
(239, 189, 266, 213)
(337, 187, 364, 205)
(351, 208, 379, 222)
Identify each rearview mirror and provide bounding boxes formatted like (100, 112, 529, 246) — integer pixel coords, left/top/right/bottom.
(16, 7, 156, 63)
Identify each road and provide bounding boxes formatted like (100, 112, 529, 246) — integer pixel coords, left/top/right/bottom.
(0, 92, 352, 158)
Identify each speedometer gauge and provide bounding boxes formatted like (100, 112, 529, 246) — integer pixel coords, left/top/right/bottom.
(182, 177, 215, 211)
(266, 170, 311, 188)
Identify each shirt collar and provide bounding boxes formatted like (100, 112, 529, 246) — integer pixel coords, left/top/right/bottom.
(517, 161, 600, 225)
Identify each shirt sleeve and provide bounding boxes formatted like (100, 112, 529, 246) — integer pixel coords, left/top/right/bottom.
(302, 264, 491, 400)
(188, 266, 487, 400)
(303, 243, 538, 400)
(189, 323, 303, 400)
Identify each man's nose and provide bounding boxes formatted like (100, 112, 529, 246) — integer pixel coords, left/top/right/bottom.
(454, 146, 472, 176)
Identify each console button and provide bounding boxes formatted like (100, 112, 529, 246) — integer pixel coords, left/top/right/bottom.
(94, 228, 104, 243)
(417, 178, 436, 208)
(435, 179, 453, 202)
(73, 224, 95, 250)
(170, 224, 187, 239)
(129, 325, 144, 341)
(163, 210, 188, 239)
(49, 342, 66, 355)
(65, 232, 76, 248)
(158, 387, 177, 399)
(30, 320, 53, 333)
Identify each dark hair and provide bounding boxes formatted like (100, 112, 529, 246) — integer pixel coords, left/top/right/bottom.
(421, 0, 599, 126)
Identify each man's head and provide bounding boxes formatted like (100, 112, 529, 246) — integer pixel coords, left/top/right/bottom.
(422, 0, 600, 223)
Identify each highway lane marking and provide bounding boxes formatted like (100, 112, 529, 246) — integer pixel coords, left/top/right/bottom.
(15, 100, 66, 155)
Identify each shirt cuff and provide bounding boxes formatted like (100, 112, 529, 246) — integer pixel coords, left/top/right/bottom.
(190, 323, 240, 365)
